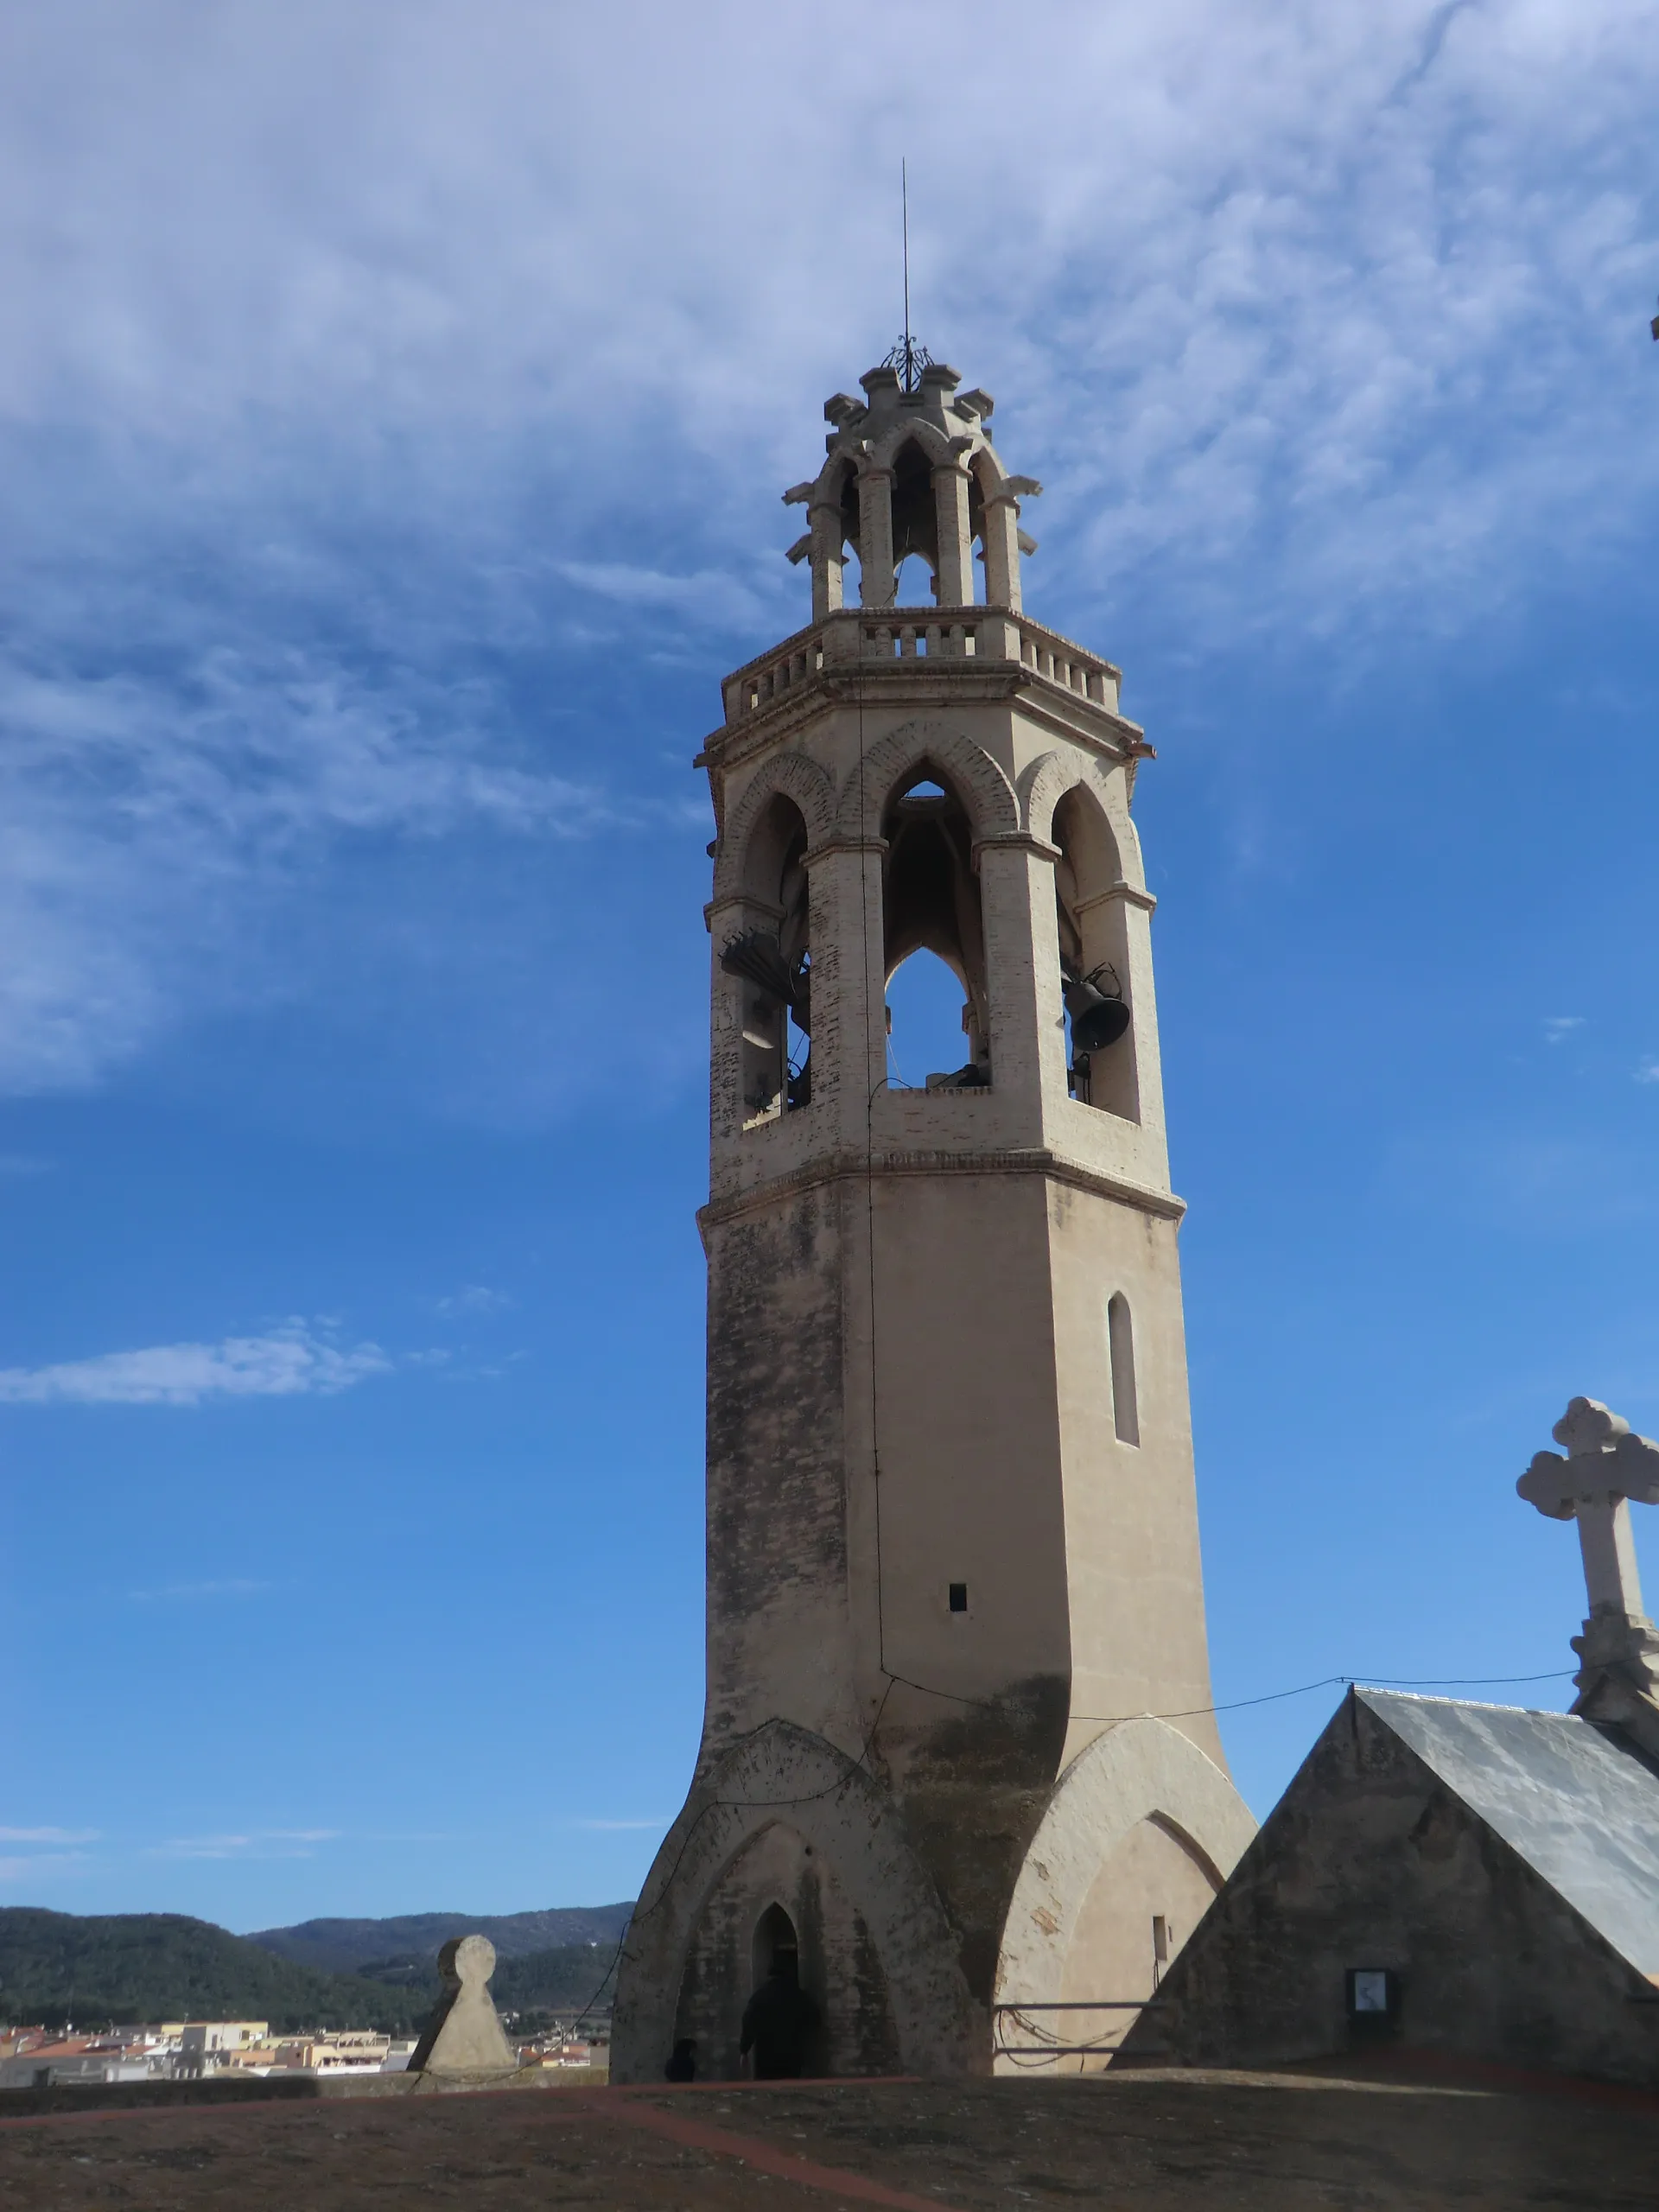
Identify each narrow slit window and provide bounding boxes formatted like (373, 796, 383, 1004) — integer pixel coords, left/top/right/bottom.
(948, 1582, 968, 1613)
(1109, 1293, 1139, 1446)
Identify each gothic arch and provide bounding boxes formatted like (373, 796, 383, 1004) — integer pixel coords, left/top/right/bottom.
(864, 416, 959, 474)
(1017, 753, 1141, 887)
(715, 753, 836, 903)
(612, 1719, 980, 2080)
(837, 721, 1018, 844)
(993, 1716, 1255, 2015)
(808, 448, 860, 506)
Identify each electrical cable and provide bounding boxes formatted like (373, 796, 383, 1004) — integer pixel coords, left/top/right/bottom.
(615, 1658, 1573, 1967)
(871, 1665, 1577, 1727)
(857, 677, 893, 1691)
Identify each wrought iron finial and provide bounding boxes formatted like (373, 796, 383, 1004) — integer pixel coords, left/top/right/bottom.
(882, 331, 934, 392)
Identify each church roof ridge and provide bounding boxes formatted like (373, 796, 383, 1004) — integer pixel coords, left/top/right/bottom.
(1353, 1685, 1565, 1717)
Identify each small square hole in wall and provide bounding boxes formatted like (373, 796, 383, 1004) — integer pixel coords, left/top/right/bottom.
(948, 1582, 968, 1613)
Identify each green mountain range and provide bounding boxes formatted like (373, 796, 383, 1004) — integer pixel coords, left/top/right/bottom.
(0, 1907, 628, 2034)
(245, 1902, 632, 1974)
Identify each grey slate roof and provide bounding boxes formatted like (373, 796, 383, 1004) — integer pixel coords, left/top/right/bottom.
(1359, 1688, 1659, 1980)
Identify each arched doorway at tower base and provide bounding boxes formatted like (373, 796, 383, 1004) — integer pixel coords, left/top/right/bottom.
(610, 1719, 981, 2083)
(992, 1717, 1256, 2075)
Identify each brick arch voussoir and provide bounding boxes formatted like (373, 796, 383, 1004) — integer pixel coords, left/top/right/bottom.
(715, 753, 836, 903)
(1013, 756, 1119, 849)
(612, 1719, 979, 2080)
(813, 451, 858, 503)
(838, 722, 1018, 843)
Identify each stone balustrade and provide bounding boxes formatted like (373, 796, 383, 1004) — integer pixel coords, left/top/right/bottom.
(723, 608, 1121, 725)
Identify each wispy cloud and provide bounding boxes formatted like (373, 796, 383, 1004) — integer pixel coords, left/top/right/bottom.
(150, 1830, 338, 1860)
(1543, 1017, 1585, 1045)
(1637, 1060, 1659, 1086)
(435, 1285, 512, 1318)
(0, 1827, 99, 1845)
(0, 1853, 92, 1882)
(0, 2, 1654, 1110)
(555, 562, 768, 627)
(0, 1321, 390, 1406)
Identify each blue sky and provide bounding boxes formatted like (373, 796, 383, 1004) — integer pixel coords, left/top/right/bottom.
(2, 0, 1657, 1929)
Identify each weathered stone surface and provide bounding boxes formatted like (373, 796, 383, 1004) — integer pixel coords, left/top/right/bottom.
(410, 1935, 519, 2078)
(1125, 1688, 1659, 2088)
(1517, 1396, 1659, 1757)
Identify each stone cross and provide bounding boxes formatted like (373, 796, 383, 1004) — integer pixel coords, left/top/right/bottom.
(1517, 1397, 1659, 1620)
(1518, 1397, 1659, 1733)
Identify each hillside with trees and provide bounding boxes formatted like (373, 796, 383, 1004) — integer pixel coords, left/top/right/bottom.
(0, 1907, 626, 2035)
(245, 1902, 632, 1974)
(0, 1909, 429, 2033)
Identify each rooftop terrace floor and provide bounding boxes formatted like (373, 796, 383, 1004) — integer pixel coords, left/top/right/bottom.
(1, 2064, 1655, 2209)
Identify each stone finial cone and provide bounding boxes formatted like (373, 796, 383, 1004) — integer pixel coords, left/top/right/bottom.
(410, 1932, 519, 2077)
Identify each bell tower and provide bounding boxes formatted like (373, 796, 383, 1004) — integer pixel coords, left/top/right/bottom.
(612, 354, 1255, 2082)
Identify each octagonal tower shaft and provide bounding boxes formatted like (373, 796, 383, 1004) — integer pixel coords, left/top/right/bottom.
(612, 365, 1249, 2086)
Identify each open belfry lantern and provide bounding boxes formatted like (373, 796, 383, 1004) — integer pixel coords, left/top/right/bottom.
(612, 349, 1254, 2083)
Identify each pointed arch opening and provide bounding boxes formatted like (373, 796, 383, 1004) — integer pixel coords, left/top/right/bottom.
(887, 947, 971, 1090)
(966, 460, 988, 605)
(889, 439, 939, 605)
(752, 1901, 799, 1992)
(721, 792, 811, 1127)
(881, 766, 989, 1090)
(1053, 784, 1139, 1122)
(830, 456, 862, 607)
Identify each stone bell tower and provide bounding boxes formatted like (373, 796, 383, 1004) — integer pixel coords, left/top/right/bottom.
(612, 353, 1255, 2083)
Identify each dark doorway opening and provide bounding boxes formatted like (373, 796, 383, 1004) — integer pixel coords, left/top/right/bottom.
(752, 1902, 799, 1992)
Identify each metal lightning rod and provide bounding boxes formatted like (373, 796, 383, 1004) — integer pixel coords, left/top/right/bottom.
(902, 158, 911, 371)
(882, 162, 931, 391)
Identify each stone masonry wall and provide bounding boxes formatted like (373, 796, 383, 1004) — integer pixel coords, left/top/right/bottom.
(1132, 1694, 1659, 2086)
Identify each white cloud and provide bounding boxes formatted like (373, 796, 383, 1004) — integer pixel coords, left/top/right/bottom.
(0, 1321, 390, 1406)
(150, 1830, 338, 1860)
(555, 563, 769, 627)
(0, 1853, 92, 1882)
(0, 1, 1654, 1102)
(1543, 1017, 1585, 1044)
(0, 1827, 99, 1844)
(1636, 1060, 1659, 1086)
(0, 649, 613, 1095)
(435, 1285, 512, 1317)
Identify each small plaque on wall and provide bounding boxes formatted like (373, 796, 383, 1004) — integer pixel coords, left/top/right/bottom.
(1345, 1967, 1401, 2037)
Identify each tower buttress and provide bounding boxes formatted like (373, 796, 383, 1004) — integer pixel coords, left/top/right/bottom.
(613, 356, 1255, 2085)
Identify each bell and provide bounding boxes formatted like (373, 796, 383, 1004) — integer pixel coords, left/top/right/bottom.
(1063, 969, 1131, 1055)
(719, 931, 811, 1031)
(719, 930, 791, 1001)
